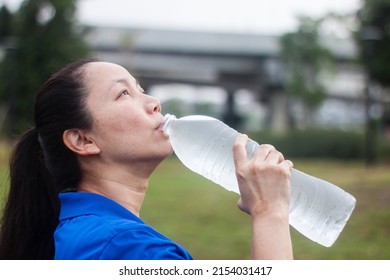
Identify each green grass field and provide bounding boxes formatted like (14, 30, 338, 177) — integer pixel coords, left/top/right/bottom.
(144, 158, 390, 260)
(1, 141, 390, 259)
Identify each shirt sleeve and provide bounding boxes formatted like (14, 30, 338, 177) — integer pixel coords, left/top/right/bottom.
(98, 226, 193, 260)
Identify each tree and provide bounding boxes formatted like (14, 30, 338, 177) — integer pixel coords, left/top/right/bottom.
(0, 0, 90, 135)
(357, 0, 390, 87)
(0, 5, 15, 132)
(356, 0, 390, 165)
(0, 5, 12, 38)
(280, 16, 333, 128)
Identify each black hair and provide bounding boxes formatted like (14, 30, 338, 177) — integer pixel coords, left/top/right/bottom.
(0, 59, 96, 259)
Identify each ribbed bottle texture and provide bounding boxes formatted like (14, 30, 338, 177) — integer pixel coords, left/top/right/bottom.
(162, 114, 356, 247)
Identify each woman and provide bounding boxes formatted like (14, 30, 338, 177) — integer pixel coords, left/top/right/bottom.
(0, 59, 293, 260)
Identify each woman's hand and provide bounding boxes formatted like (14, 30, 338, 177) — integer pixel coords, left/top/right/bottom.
(233, 134, 293, 217)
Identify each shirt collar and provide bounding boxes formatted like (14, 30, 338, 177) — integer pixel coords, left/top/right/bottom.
(58, 192, 143, 224)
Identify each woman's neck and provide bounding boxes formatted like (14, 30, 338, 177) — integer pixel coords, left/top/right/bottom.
(78, 163, 152, 217)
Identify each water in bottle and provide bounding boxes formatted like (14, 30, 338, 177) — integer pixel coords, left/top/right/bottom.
(162, 114, 356, 247)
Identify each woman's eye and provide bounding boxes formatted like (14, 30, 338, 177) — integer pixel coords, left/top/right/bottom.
(120, 90, 130, 96)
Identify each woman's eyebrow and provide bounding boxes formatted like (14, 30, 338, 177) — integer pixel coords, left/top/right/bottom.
(108, 78, 132, 92)
(113, 78, 129, 87)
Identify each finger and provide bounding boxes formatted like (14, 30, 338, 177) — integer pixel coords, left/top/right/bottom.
(253, 144, 275, 161)
(277, 160, 294, 177)
(285, 159, 294, 169)
(265, 149, 285, 164)
(233, 134, 249, 167)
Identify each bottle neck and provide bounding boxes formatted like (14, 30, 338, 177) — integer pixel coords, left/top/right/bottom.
(162, 114, 177, 135)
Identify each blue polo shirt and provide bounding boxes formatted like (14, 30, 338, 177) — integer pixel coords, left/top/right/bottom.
(54, 192, 193, 260)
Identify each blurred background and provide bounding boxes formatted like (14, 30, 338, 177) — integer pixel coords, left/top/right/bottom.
(0, 0, 389, 259)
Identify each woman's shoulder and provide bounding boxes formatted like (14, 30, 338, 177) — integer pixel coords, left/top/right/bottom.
(55, 192, 192, 260)
(55, 209, 192, 260)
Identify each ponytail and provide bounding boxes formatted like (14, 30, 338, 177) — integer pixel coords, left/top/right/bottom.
(0, 128, 59, 259)
(0, 59, 94, 259)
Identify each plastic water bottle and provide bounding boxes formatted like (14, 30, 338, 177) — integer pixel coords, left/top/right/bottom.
(162, 114, 356, 247)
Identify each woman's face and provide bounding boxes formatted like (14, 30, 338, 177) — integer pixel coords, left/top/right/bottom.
(83, 62, 172, 165)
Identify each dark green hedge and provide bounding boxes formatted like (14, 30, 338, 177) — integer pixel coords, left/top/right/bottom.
(250, 129, 366, 160)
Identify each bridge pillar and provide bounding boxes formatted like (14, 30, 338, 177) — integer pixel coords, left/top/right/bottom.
(222, 90, 243, 130)
(269, 91, 289, 135)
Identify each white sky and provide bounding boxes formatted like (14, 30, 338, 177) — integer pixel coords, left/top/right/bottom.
(2, 0, 362, 35)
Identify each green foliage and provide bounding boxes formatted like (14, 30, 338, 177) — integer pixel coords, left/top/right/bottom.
(250, 129, 366, 160)
(280, 16, 333, 111)
(0, 0, 91, 135)
(0, 6, 12, 38)
(357, 0, 390, 87)
(0, 141, 10, 211)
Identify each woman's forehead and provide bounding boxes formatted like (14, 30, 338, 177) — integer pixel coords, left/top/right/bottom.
(83, 62, 140, 103)
(85, 62, 132, 79)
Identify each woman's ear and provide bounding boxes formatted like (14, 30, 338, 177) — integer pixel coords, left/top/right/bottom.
(63, 129, 101, 155)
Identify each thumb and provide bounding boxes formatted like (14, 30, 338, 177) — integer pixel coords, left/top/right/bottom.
(237, 197, 250, 215)
(233, 134, 249, 169)
(237, 197, 244, 212)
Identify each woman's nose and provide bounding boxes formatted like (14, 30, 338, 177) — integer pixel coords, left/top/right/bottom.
(154, 100, 162, 113)
(146, 95, 161, 113)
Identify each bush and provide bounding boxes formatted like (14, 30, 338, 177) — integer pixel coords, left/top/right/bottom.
(378, 137, 390, 162)
(250, 129, 366, 160)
